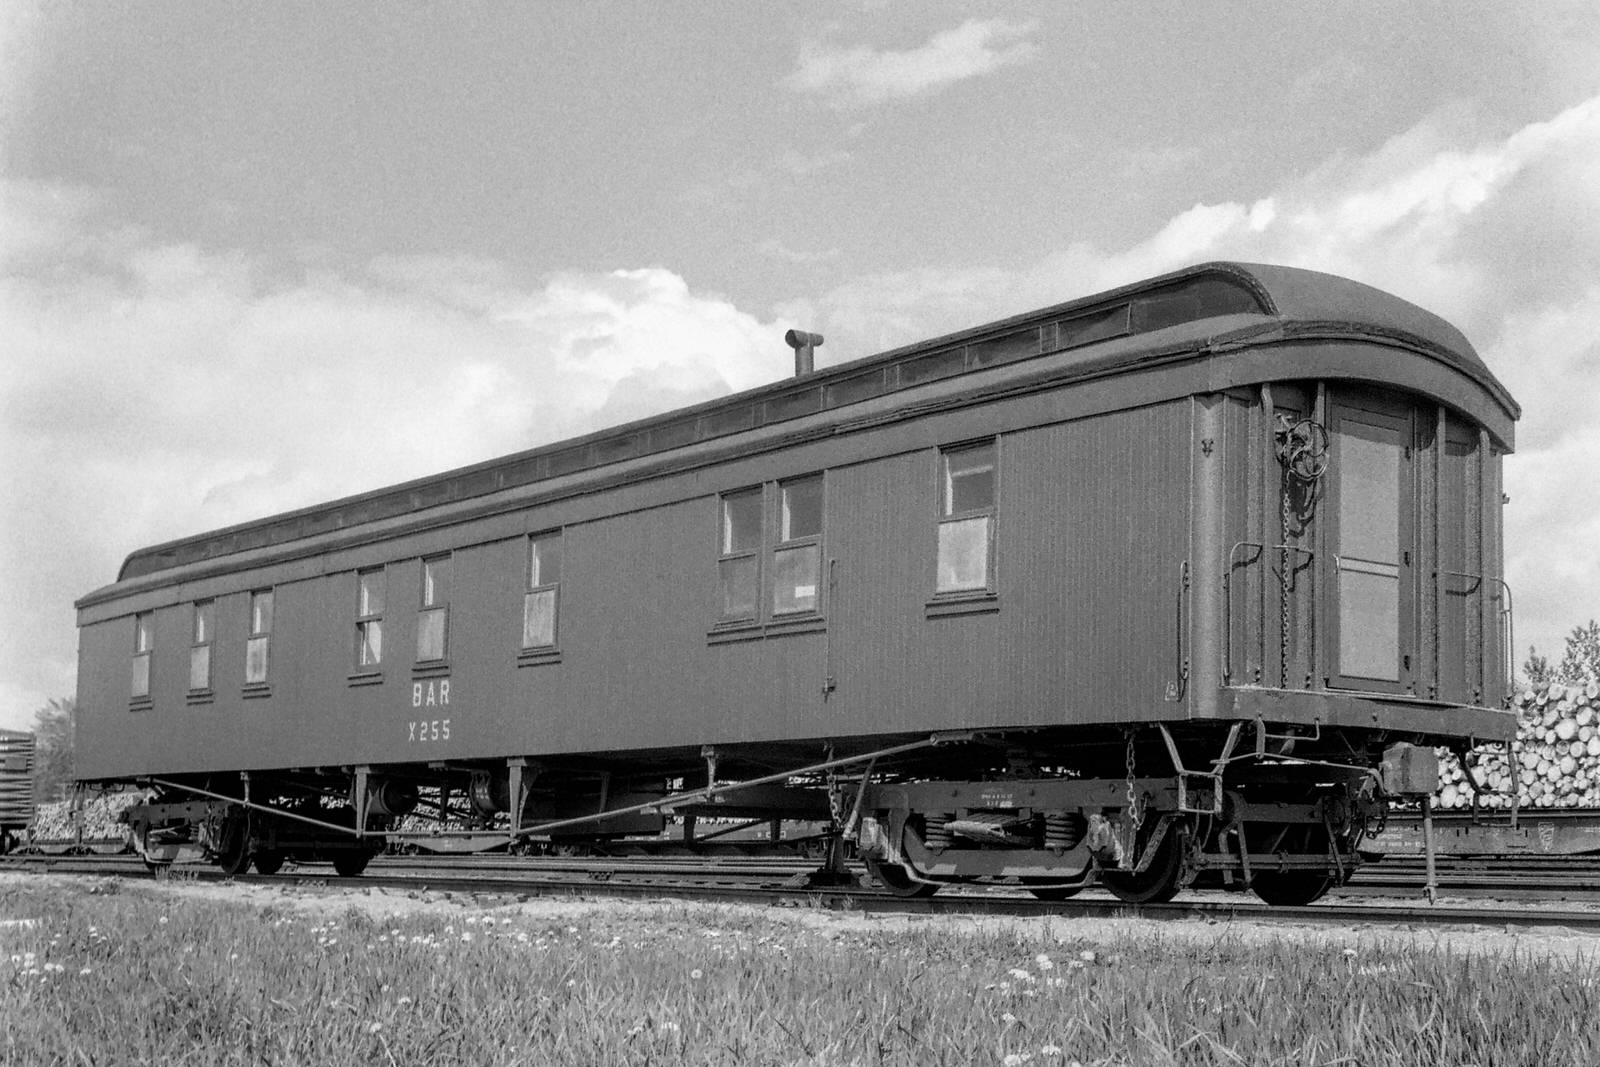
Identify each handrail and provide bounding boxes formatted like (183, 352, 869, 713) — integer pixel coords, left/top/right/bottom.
(1434, 569, 1515, 708)
(1222, 540, 1315, 684)
(1164, 560, 1189, 702)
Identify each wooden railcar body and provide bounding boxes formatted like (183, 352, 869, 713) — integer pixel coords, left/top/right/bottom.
(72, 262, 1519, 899)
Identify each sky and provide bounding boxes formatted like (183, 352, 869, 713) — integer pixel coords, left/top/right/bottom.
(3, 2, 1599, 731)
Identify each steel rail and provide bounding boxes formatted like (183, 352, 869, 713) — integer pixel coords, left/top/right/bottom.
(12, 854, 1600, 933)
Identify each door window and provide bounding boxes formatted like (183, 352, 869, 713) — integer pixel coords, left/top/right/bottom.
(1331, 408, 1409, 687)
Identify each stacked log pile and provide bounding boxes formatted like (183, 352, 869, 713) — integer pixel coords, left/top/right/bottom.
(26, 790, 147, 842)
(1434, 680, 1600, 809)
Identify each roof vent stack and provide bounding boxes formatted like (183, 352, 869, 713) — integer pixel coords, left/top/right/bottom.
(784, 329, 823, 377)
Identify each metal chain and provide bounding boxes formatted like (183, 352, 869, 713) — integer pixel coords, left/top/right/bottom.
(1280, 481, 1292, 688)
(1125, 731, 1143, 832)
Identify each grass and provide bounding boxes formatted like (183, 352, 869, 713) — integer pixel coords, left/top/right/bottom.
(3, 878, 1598, 1066)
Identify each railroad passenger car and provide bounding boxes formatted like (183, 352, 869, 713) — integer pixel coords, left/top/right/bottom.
(73, 262, 1519, 903)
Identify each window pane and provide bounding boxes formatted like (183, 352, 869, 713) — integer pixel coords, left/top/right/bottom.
(251, 592, 273, 636)
(131, 654, 150, 699)
(531, 536, 562, 586)
(245, 636, 270, 684)
(780, 478, 823, 542)
(944, 445, 996, 516)
(772, 545, 820, 615)
(189, 645, 211, 690)
(1337, 566, 1400, 680)
(134, 613, 152, 653)
(1335, 416, 1403, 682)
(1337, 426, 1401, 566)
(721, 491, 762, 554)
(358, 619, 383, 667)
(937, 516, 991, 592)
(423, 558, 449, 608)
(416, 607, 448, 661)
(523, 588, 558, 648)
(193, 602, 212, 644)
(359, 571, 384, 616)
(719, 556, 758, 619)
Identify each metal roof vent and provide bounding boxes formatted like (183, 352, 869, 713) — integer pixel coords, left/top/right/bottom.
(784, 329, 823, 377)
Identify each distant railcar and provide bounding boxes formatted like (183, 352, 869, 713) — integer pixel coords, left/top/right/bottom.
(1, 730, 36, 854)
(74, 262, 1518, 902)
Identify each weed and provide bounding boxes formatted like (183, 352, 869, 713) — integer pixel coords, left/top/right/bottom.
(0, 879, 1594, 1066)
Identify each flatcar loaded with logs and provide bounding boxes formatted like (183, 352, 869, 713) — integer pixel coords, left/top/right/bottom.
(72, 262, 1519, 904)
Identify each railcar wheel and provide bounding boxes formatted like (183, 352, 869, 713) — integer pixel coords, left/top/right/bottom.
(1249, 870, 1332, 907)
(331, 850, 373, 878)
(217, 841, 251, 877)
(210, 813, 252, 877)
(253, 849, 285, 876)
(864, 858, 940, 898)
(1099, 827, 1183, 905)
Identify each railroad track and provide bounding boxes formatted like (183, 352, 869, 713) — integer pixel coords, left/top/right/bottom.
(9, 852, 1600, 933)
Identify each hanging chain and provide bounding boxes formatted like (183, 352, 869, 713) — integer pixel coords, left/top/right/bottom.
(1124, 731, 1143, 832)
(1273, 414, 1326, 690)
(1280, 481, 1293, 688)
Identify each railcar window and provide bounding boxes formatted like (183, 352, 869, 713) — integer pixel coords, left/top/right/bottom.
(1052, 305, 1130, 351)
(774, 477, 823, 615)
(131, 611, 153, 700)
(968, 328, 1041, 368)
(719, 489, 762, 620)
(356, 569, 384, 669)
(1332, 415, 1405, 683)
(937, 443, 997, 593)
(523, 533, 562, 649)
(189, 600, 213, 691)
(417, 556, 450, 662)
(246, 590, 272, 685)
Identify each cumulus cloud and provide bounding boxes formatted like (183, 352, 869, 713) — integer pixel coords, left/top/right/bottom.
(0, 192, 790, 727)
(785, 19, 1038, 108)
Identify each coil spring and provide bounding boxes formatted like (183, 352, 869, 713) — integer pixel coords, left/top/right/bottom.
(923, 812, 952, 851)
(1044, 812, 1083, 851)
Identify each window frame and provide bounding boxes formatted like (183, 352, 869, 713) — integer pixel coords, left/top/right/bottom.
(931, 439, 1000, 607)
(521, 531, 562, 657)
(716, 486, 765, 625)
(772, 475, 824, 618)
(131, 611, 153, 704)
(188, 600, 214, 695)
(245, 589, 273, 689)
(1324, 398, 1415, 695)
(355, 567, 385, 674)
(415, 555, 451, 664)
(711, 475, 828, 640)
